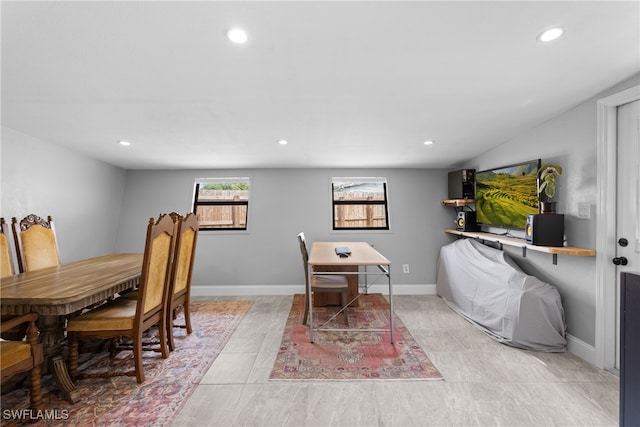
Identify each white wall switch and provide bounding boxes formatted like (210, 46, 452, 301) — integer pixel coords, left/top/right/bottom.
(577, 203, 591, 219)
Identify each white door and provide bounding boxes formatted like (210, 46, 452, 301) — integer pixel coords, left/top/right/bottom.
(615, 99, 640, 370)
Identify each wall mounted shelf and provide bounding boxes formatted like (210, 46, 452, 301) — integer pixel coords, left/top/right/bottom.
(444, 228, 596, 265)
(441, 199, 475, 207)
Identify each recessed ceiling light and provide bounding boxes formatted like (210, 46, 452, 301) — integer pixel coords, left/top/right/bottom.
(537, 27, 565, 43)
(118, 140, 131, 146)
(278, 139, 288, 145)
(227, 28, 248, 44)
(423, 140, 435, 146)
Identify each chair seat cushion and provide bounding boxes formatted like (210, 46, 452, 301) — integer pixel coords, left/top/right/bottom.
(0, 341, 32, 370)
(312, 274, 348, 288)
(67, 299, 137, 332)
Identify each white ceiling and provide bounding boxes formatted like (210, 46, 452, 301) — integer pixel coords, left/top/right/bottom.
(2, 1, 639, 170)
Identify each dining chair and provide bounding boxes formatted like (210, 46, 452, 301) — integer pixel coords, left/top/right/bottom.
(297, 232, 349, 326)
(118, 212, 198, 351)
(11, 214, 60, 273)
(67, 214, 176, 384)
(166, 212, 199, 351)
(1, 313, 45, 416)
(1, 217, 15, 278)
(2, 218, 29, 342)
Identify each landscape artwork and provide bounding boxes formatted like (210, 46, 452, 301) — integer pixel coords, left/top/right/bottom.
(475, 162, 540, 229)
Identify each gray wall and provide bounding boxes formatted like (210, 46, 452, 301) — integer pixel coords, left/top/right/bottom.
(0, 127, 453, 294)
(463, 73, 640, 348)
(114, 168, 452, 294)
(1, 128, 127, 263)
(3, 73, 638, 362)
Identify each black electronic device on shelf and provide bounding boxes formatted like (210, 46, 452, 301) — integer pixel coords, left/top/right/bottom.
(525, 214, 564, 247)
(448, 169, 475, 200)
(456, 211, 480, 232)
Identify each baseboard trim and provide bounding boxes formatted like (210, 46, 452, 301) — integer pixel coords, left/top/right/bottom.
(191, 283, 437, 297)
(191, 284, 302, 297)
(566, 333, 598, 367)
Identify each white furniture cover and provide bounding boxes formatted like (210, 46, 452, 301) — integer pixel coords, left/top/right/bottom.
(436, 238, 566, 352)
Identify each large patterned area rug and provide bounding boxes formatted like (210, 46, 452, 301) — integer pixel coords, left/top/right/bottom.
(270, 293, 442, 380)
(1, 300, 252, 427)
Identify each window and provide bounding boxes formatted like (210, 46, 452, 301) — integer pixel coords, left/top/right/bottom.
(332, 177, 389, 230)
(193, 177, 250, 231)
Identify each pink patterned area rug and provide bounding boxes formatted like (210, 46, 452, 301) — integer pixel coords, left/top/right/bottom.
(270, 293, 442, 380)
(1, 300, 252, 427)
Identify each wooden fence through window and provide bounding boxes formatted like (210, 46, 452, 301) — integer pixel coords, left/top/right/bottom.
(333, 191, 387, 229)
(196, 190, 248, 229)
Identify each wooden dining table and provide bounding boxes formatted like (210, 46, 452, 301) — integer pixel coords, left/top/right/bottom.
(0, 253, 143, 403)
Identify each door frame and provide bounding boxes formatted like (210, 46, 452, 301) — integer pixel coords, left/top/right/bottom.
(595, 84, 639, 369)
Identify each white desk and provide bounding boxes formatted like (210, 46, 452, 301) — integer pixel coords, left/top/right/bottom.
(307, 242, 393, 343)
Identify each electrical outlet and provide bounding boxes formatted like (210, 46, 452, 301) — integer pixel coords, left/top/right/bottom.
(402, 264, 410, 274)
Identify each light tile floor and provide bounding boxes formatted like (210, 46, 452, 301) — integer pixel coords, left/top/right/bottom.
(172, 295, 619, 427)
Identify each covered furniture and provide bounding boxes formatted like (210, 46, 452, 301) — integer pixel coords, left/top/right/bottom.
(11, 214, 60, 273)
(1, 313, 45, 415)
(67, 214, 175, 383)
(297, 232, 349, 326)
(436, 238, 566, 352)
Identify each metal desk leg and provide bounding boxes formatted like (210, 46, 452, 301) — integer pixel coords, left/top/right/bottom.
(308, 262, 315, 343)
(388, 266, 394, 344)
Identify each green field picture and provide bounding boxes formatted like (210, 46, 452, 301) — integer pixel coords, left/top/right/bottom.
(475, 164, 539, 229)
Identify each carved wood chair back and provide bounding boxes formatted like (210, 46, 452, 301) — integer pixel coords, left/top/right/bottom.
(136, 213, 176, 321)
(1, 218, 23, 340)
(166, 212, 199, 351)
(1, 217, 16, 278)
(11, 214, 60, 273)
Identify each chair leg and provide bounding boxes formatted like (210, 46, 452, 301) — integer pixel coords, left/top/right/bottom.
(341, 290, 349, 326)
(28, 364, 44, 411)
(302, 294, 310, 326)
(166, 305, 176, 352)
(69, 334, 79, 380)
(183, 303, 193, 335)
(158, 317, 169, 359)
(133, 332, 145, 384)
(109, 337, 118, 357)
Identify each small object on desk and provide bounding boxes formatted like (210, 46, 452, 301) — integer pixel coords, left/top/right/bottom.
(335, 247, 351, 257)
